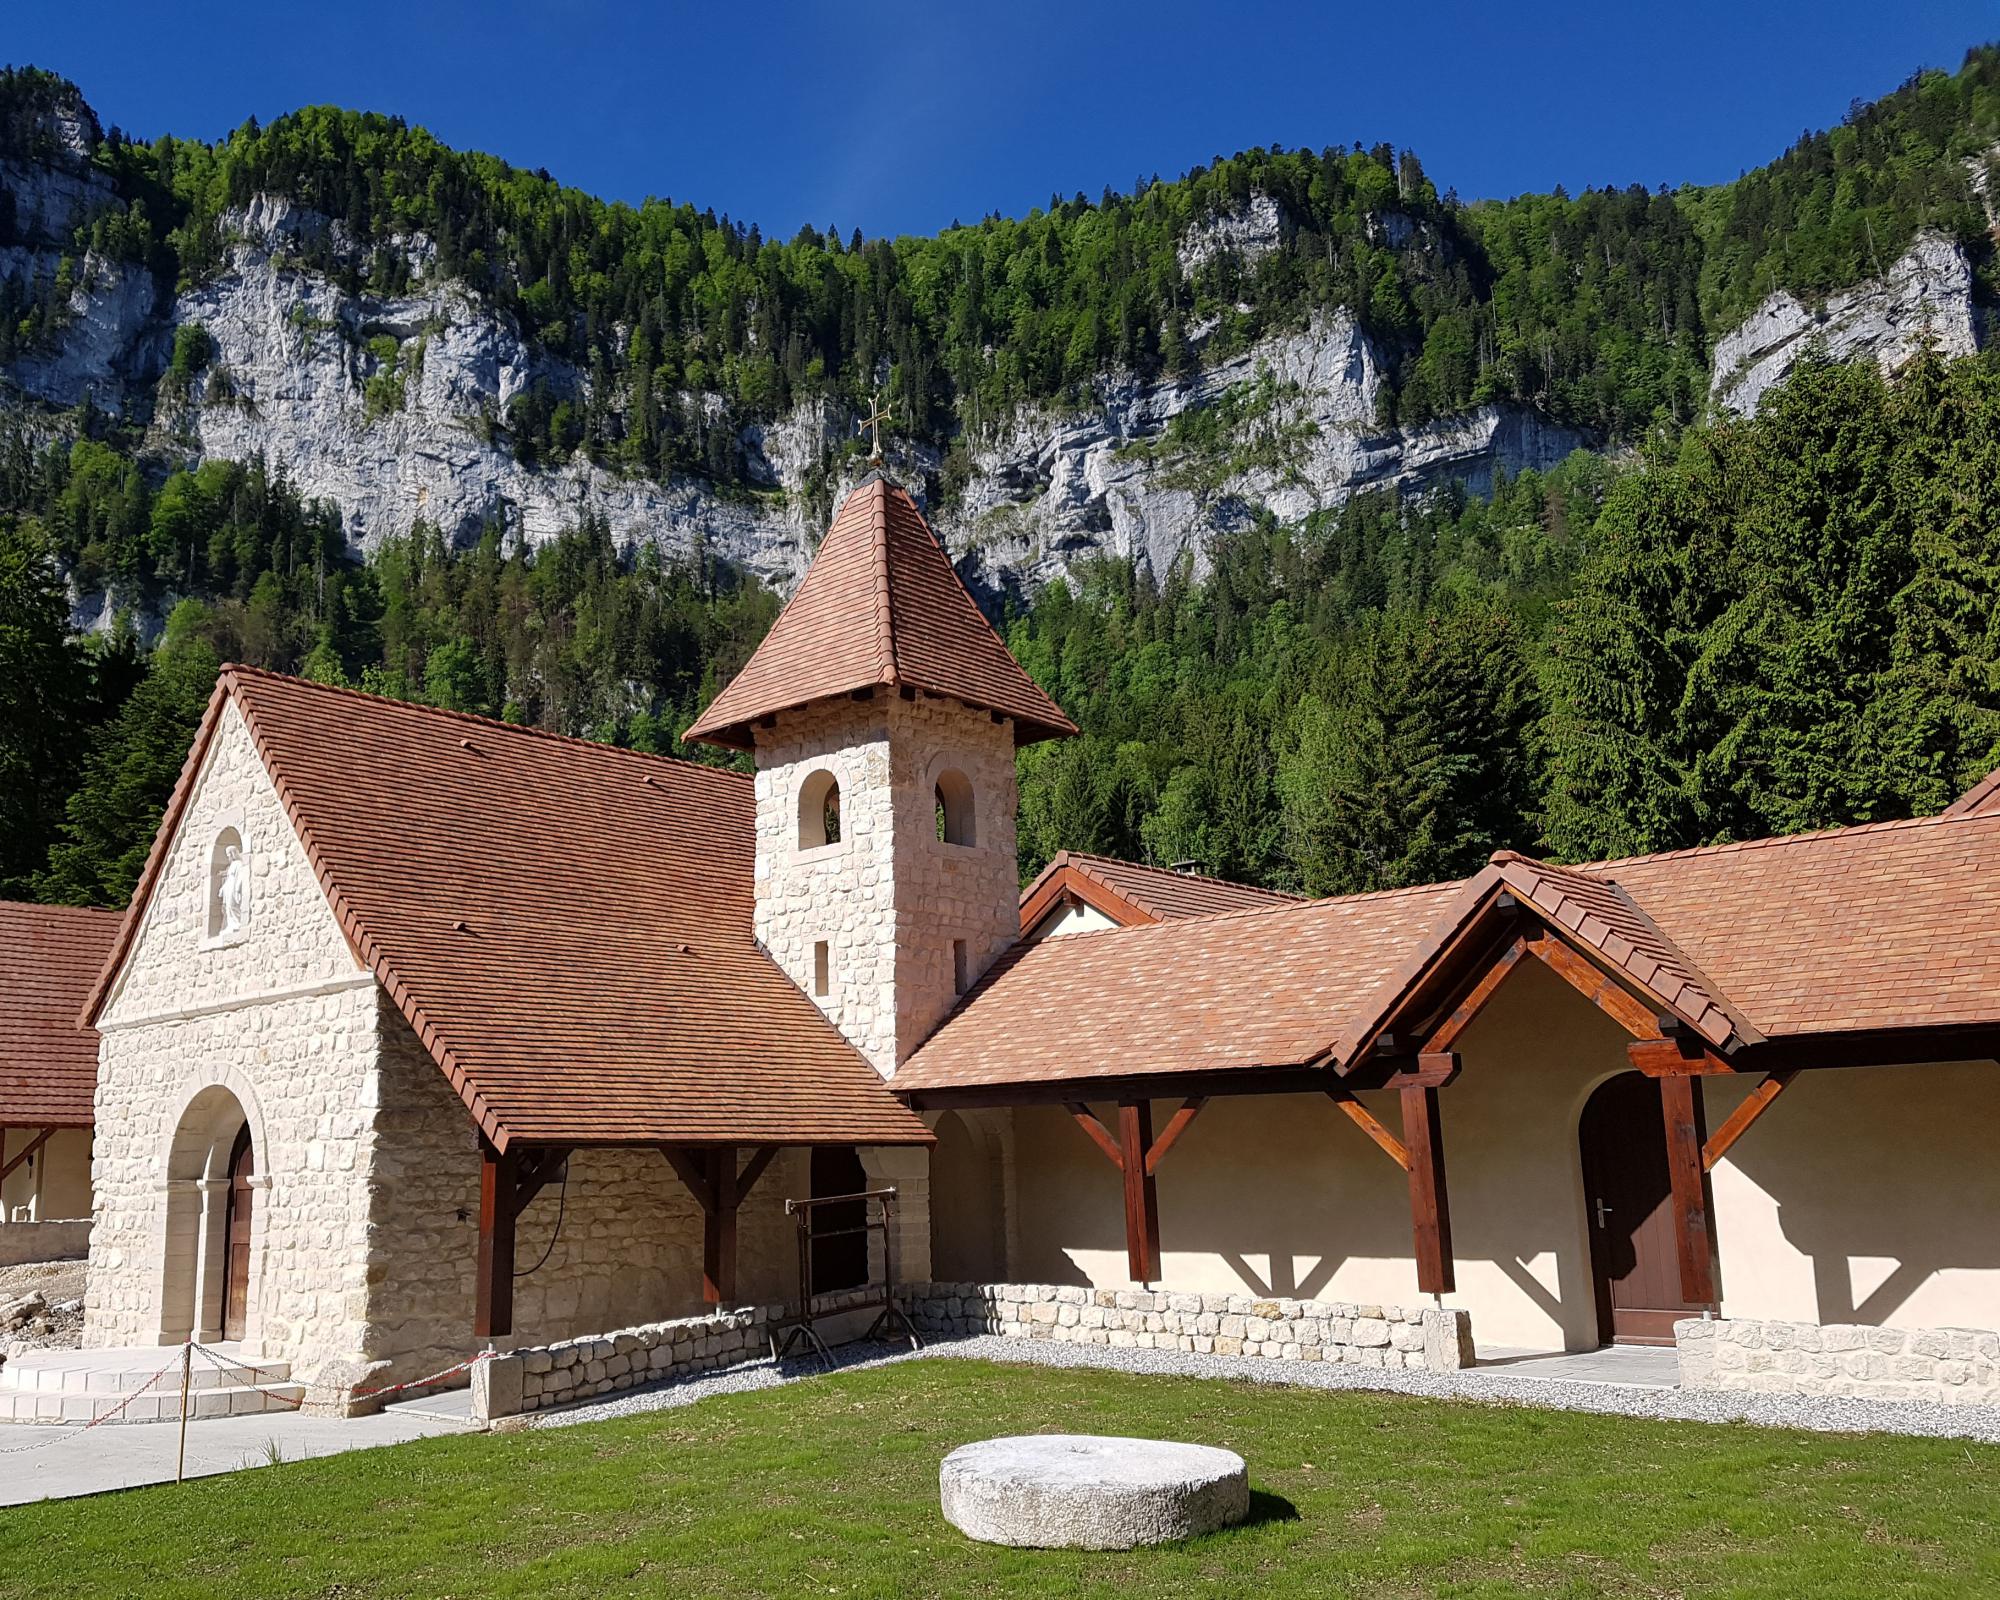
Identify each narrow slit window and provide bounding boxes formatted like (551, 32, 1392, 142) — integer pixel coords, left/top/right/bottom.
(813, 940, 831, 998)
(952, 938, 970, 995)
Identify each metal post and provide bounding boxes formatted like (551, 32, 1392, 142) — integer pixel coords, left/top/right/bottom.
(176, 1342, 192, 1483)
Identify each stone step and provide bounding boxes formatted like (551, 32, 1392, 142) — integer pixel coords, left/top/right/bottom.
(0, 1379, 306, 1425)
(0, 1346, 292, 1395)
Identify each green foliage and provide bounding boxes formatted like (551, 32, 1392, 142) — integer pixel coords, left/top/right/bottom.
(0, 516, 92, 892)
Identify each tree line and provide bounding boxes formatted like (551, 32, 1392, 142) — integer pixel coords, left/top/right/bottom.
(7, 349, 2000, 911)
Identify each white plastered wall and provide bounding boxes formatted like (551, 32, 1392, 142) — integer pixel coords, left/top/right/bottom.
(1002, 952, 2000, 1350)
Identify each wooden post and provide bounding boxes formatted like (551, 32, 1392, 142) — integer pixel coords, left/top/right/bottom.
(1117, 1100, 1160, 1285)
(474, 1144, 518, 1340)
(702, 1145, 739, 1307)
(1660, 1073, 1718, 1306)
(1400, 1083, 1454, 1295)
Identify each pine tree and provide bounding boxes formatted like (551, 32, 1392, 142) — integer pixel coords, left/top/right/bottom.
(0, 516, 90, 893)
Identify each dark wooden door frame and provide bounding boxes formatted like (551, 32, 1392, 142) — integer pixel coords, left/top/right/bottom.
(221, 1123, 255, 1342)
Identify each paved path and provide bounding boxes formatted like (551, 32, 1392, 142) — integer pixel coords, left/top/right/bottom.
(0, 1406, 471, 1506)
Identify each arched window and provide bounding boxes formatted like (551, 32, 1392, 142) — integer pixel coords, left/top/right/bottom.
(797, 769, 842, 849)
(934, 768, 975, 846)
(206, 827, 250, 939)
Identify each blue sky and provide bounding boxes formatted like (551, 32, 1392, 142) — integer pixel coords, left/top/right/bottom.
(9, 2, 1997, 238)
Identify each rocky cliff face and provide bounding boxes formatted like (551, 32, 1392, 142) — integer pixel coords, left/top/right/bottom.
(4, 123, 1981, 604)
(1708, 230, 1981, 416)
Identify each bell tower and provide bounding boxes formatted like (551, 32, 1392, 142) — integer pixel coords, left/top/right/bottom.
(685, 475, 1076, 1076)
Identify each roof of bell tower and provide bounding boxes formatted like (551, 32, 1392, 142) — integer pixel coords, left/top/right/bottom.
(684, 474, 1078, 749)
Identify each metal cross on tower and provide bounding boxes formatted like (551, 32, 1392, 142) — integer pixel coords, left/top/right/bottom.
(859, 391, 893, 464)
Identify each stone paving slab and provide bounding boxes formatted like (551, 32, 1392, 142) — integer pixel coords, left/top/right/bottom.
(0, 1406, 471, 1505)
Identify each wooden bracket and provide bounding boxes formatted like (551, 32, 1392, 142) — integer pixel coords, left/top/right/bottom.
(1326, 1088, 1409, 1169)
(1143, 1098, 1207, 1176)
(1063, 1103, 1124, 1169)
(1064, 1096, 1209, 1285)
(659, 1145, 715, 1212)
(1701, 1070, 1799, 1170)
(0, 1127, 54, 1183)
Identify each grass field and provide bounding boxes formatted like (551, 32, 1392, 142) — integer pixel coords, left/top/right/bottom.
(2, 1358, 1996, 1598)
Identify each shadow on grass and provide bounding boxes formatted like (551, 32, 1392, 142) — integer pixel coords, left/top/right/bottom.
(1242, 1488, 1300, 1529)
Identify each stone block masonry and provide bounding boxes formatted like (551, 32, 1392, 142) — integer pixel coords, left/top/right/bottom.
(1677, 1317, 2000, 1407)
(907, 1282, 1475, 1371)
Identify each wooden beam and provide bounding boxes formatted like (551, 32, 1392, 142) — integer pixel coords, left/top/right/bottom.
(1628, 1036, 1736, 1077)
(1659, 1072, 1718, 1307)
(1401, 1084, 1455, 1295)
(1702, 1070, 1800, 1171)
(474, 1144, 518, 1339)
(904, 1066, 1338, 1112)
(1326, 1088, 1409, 1169)
(1143, 1098, 1207, 1176)
(702, 1145, 739, 1307)
(1118, 1100, 1160, 1284)
(512, 1146, 572, 1213)
(1422, 936, 1531, 1055)
(1527, 936, 1664, 1041)
(659, 1145, 715, 1213)
(0, 1128, 52, 1184)
(1063, 1102, 1124, 1170)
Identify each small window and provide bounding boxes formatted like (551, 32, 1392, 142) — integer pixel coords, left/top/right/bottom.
(206, 827, 250, 939)
(798, 769, 842, 848)
(813, 940, 831, 998)
(934, 768, 975, 846)
(952, 938, 970, 995)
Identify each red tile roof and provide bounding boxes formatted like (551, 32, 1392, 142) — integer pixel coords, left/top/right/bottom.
(685, 475, 1077, 750)
(898, 881, 1467, 1091)
(903, 812, 2000, 1092)
(1944, 764, 2000, 817)
(1020, 852, 1303, 932)
(1, 901, 121, 1127)
(86, 670, 929, 1151)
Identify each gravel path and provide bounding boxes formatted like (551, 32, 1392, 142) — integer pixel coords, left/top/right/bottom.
(528, 1333, 2000, 1443)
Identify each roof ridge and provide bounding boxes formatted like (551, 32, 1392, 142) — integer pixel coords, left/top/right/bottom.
(1029, 873, 1466, 947)
(869, 481, 899, 684)
(218, 665, 752, 786)
(0, 898, 123, 921)
(1575, 810, 1975, 871)
(1068, 852, 1306, 901)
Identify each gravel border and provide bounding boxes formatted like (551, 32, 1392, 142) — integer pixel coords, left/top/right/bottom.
(526, 1333, 2000, 1443)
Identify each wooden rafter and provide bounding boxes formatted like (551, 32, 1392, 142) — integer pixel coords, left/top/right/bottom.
(1422, 935, 1532, 1054)
(1528, 935, 1664, 1041)
(1702, 1070, 1800, 1170)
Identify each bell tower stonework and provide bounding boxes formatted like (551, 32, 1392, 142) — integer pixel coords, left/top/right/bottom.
(685, 475, 1077, 1077)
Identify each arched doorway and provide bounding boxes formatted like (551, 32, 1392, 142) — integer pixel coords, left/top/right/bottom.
(1578, 1071, 1711, 1345)
(809, 1146, 869, 1296)
(162, 1084, 261, 1346)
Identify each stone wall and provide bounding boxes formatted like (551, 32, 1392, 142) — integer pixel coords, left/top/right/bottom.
(1677, 1316, 2000, 1407)
(86, 702, 382, 1379)
(0, 1220, 90, 1268)
(474, 1288, 885, 1420)
(752, 693, 1020, 1076)
(907, 1282, 1475, 1370)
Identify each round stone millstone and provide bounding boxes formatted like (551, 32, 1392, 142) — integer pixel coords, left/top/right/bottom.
(939, 1434, 1250, 1550)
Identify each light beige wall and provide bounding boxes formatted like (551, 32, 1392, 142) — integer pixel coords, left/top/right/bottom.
(1, 1128, 92, 1221)
(1010, 957, 1618, 1352)
(1004, 951, 2000, 1350)
(86, 702, 382, 1375)
(1708, 1059, 2000, 1331)
(1023, 900, 1120, 941)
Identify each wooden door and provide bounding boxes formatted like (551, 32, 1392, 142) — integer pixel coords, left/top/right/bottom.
(221, 1125, 254, 1342)
(1578, 1072, 1710, 1344)
(808, 1146, 868, 1296)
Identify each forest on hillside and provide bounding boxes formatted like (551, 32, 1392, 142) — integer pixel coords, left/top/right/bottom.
(4, 47, 2000, 487)
(7, 350, 2000, 910)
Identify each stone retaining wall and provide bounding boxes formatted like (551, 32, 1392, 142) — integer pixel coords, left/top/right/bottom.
(472, 1288, 885, 1420)
(906, 1282, 1475, 1370)
(1677, 1316, 2000, 1407)
(0, 1219, 88, 1268)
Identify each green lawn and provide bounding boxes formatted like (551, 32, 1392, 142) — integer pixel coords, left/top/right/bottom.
(2, 1359, 1996, 1599)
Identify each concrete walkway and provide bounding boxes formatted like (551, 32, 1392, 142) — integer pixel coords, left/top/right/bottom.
(1477, 1343, 1681, 1388)
(0, 1405, 472, 1506)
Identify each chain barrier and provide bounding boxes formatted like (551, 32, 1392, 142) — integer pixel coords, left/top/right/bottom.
(0, 1343, 493, 1455)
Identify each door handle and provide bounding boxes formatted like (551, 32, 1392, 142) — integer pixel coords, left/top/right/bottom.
(1594, 1200, 1613, 1229)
